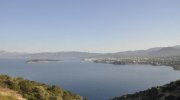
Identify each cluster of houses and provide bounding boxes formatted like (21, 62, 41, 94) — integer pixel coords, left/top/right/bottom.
(84, 56, 180, 70)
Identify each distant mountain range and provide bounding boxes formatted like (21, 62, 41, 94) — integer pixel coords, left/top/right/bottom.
(0, 51, 100, 59)
(28, 51, 100, 59)
(0, 50, 28, 58)
(94, 45, 180, 58)
(0, 45, 180, 59)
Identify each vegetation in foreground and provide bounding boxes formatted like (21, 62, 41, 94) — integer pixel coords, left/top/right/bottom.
(111, 80, 180, 100)
(0, 74, 82, 100)
(0, 86, 25, 100)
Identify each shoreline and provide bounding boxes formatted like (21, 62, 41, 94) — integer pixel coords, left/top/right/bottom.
(84, 56, 180, 70)
(26, 59, 61, 63)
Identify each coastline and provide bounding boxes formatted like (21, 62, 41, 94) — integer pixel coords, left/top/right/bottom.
(26, 59, 61, 63)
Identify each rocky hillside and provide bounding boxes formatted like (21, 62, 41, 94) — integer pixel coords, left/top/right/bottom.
(0, 75, 82, 100)
(112, 80, 180, 100)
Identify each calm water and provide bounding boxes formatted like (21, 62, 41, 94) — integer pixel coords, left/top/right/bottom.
(0, 58, 180, 100)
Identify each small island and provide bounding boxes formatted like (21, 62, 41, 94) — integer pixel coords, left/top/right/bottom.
(26, 59, 61, 63)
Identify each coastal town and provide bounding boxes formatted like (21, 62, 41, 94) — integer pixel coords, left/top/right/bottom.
(84, 56, 180, 70)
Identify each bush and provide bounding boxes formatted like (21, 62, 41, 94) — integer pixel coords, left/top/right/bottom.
(0, 74, 82, 100)
(165, 95, 176, 100)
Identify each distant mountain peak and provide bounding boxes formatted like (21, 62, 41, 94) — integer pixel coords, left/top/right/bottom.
(174, 45, 180, 49)
(0, 45, 180, 58)
(93, 45, 180, 58)
(159, 47, 179, 51)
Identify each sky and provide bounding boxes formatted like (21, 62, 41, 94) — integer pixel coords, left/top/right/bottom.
(0, 0, 180, 53)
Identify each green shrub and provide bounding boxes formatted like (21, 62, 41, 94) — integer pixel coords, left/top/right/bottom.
(0, 74, 82, 100)
(165, 95, 176, 100)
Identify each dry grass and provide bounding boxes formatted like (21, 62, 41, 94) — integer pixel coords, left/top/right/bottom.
(0, 87, 26, 100)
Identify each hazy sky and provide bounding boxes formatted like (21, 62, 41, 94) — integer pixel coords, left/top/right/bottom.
(0, 0, 180, 53)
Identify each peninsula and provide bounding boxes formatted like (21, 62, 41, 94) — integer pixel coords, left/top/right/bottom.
(26, 59, 61, 63)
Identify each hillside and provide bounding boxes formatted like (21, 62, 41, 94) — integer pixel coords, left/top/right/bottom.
(0, 75, 82, 100)
(149, 47, 180, 57)
(0, 87, 25, 100)
(91, 45, 180, 58)
(174, 45, 180, 49)
(112, 80, 180, 100)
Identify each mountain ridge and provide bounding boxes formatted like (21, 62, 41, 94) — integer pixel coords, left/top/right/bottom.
(93, 45, 180, 58)
(0, 45, 180, 58)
